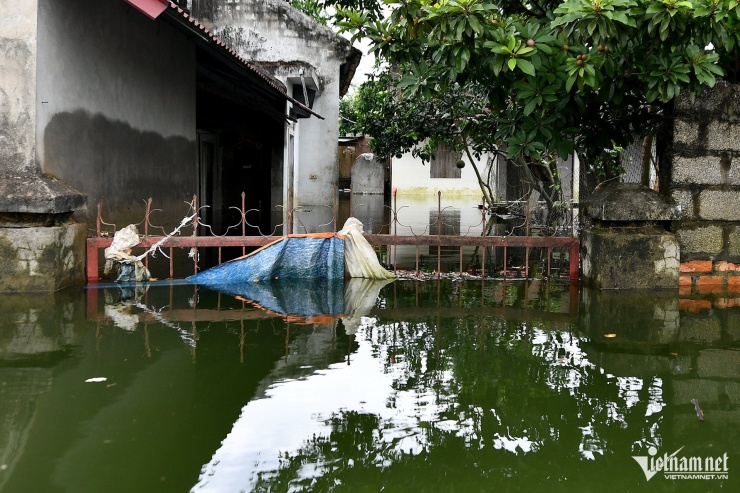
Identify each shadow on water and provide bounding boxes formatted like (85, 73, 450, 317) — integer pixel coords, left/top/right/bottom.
(0, 280, 738, 492)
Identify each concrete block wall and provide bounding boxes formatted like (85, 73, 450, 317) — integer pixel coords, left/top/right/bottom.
(670, 80, 740, 291)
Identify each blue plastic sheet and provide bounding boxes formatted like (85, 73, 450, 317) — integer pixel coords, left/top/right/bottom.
(195, 277, 344, 320)
(187, 233, 345, 285)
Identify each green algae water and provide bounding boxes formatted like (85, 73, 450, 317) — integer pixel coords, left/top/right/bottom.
(0, 280, 737, 492)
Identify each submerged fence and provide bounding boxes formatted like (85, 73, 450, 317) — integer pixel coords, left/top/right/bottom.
(86, 191, 579, 283)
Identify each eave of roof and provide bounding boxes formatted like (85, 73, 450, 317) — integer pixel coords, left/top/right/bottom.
(137, 0, 324, 120)
(339, 46, 363, 98)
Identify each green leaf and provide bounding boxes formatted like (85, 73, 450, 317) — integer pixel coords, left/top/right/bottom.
(611, 11, 635, 27)
(587, 20, 597, 36)
(468, 15, 482, 33)
(517, 46, 535, 56)
(517, 59, 536, 76)
(523, 98, 538, 116)
(565, 74, 577, 92)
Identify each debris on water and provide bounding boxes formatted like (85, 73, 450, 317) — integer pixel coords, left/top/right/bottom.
(85, 377, 108, 383)
(394, 271, 487, 281)
(392, 270, 551, 282)
(103, 225, 150, 282)
(691, 398, 705, 421)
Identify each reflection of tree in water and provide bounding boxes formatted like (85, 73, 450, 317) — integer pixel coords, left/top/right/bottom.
(253, 312, 668, 491)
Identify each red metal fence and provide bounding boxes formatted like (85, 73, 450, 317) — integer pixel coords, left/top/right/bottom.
(86, 192, 579, 283)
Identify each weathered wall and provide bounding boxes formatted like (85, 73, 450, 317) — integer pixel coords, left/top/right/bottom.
(37, 0, 198, 227)
(0, 0, 39, 176)
(1, 0, 86, 292)
(350, 153, 384, 195)
(193, 0, 356, 224)
(581, 229, 679, 290)
(668, 80, 740, 291)
(0, 223, 86, 291)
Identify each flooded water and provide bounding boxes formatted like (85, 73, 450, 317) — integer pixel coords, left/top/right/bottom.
(340, 193, 552, 274)
(1, 278, 737, 492)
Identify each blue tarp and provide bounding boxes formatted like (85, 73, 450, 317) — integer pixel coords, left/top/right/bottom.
(195, 278, 344, 320)
(187, 233, 345, 320)
(187, 233, 345, 285)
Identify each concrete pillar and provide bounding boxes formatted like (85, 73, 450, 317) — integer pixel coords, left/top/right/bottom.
(0, 0, 86, 292)
(0, 0, 39, 177)
(580, 182, 681, 289)
(350, 153, 384, 195)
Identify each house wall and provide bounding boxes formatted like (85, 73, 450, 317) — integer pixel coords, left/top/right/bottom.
(0, 0, 38, 177)
(392, 151, 490, 199)
(192, 0, 356, 231)
(37, 0, 198, 227)
(668, 80, 740, 291)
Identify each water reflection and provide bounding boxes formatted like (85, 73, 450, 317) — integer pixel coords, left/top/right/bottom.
(0, 282, 737, 492)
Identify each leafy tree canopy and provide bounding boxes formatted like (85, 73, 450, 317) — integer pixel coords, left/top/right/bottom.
(335, 0, 740, 203)
(290, 0, 330, 24)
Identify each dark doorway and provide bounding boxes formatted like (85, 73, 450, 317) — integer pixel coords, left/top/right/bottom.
(195, 50, 286, 264)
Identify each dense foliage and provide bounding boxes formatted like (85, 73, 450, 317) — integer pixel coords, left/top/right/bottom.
(335, 0, 740, 206)
(289, 0, 331, 24)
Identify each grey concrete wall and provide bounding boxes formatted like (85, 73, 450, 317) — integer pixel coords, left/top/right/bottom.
(192, 0, 355, 221)
(37, 0, 198, 227)
(0, 0, 39, 176)
(0, 223, 86, 291)
(581, 229, 679, 289)
(669, 80, 740, 262)
(350, 153, 384, 194)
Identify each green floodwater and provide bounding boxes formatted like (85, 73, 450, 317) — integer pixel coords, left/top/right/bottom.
(0, 279, 737, 493)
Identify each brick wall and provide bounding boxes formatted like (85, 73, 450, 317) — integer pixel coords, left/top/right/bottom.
(669, 80, 740, 291)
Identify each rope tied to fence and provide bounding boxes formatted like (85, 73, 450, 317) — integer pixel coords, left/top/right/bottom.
(135, 213, 198, 261)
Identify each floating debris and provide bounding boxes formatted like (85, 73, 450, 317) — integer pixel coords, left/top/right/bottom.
(394, 271, 486, 282)
(85, 377, 108, 383)
(691, 398, 705, 421)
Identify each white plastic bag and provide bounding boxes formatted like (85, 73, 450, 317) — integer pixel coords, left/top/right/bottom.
(103, 225, 151, 282)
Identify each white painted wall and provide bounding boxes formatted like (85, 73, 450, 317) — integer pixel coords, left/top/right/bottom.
(392, 151, 493, 198)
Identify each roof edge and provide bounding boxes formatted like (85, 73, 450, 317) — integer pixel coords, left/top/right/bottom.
(160, 1, 324, 119)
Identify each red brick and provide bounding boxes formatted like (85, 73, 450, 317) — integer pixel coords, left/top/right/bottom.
(697, 278, 725, 293)
(697, 275, 724, 285)
(679, 285, 693, 297)
(679, 299, 712, 312)
(680, 260, 713, 273)
(716, 262, 739, 272)
(729, 277, 740, 292)
(679, 275, 693, 286)
(696, 284, 725, 294)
